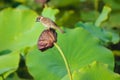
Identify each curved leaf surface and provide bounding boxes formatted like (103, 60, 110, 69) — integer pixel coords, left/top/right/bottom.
(62, 61, 120, 80)
(76, 22, 119, 44)
(26, 27, 114, 80)
(0, 51, 20, 79)
(0, 8, 43, 51)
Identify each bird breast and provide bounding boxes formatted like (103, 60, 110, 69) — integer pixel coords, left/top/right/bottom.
(41, 18, 53, 28)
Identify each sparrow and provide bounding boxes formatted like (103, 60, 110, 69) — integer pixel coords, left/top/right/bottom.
(36, 16, 64, 33)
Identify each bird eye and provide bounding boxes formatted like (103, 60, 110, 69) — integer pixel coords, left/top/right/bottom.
(36, 17, 40, 22)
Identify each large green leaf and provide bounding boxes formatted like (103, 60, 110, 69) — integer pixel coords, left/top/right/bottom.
(76, 22, 119, 44)
(26, 27, 114, 80)
(0, 51, 20, 79)
(62, 61, 120, 80)
(73, 61, 120, 80)
(0, 8, 43, 51)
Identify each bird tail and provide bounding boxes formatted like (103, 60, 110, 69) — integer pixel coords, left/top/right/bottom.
(56, 27, 65, 33)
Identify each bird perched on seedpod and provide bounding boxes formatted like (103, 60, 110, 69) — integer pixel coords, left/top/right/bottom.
(36, 16, 64, 33)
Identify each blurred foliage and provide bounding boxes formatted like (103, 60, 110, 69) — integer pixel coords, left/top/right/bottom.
(62, 62, 120, 80)
(76, 22, 119, 44)
(0, 51, 20, 79)
(0, 8, 43, 51)
(0, 0, 120, 80)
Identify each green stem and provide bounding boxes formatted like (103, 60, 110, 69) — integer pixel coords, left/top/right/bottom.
(54, 43, 73, 80)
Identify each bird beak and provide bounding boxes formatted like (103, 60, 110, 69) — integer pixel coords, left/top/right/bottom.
(36, 17, 40, 22)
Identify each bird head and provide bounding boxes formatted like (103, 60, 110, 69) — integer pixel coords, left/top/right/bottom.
(36, 16, 43, 22)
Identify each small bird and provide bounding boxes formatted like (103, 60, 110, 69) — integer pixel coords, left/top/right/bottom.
(36, 16, 64, 33)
